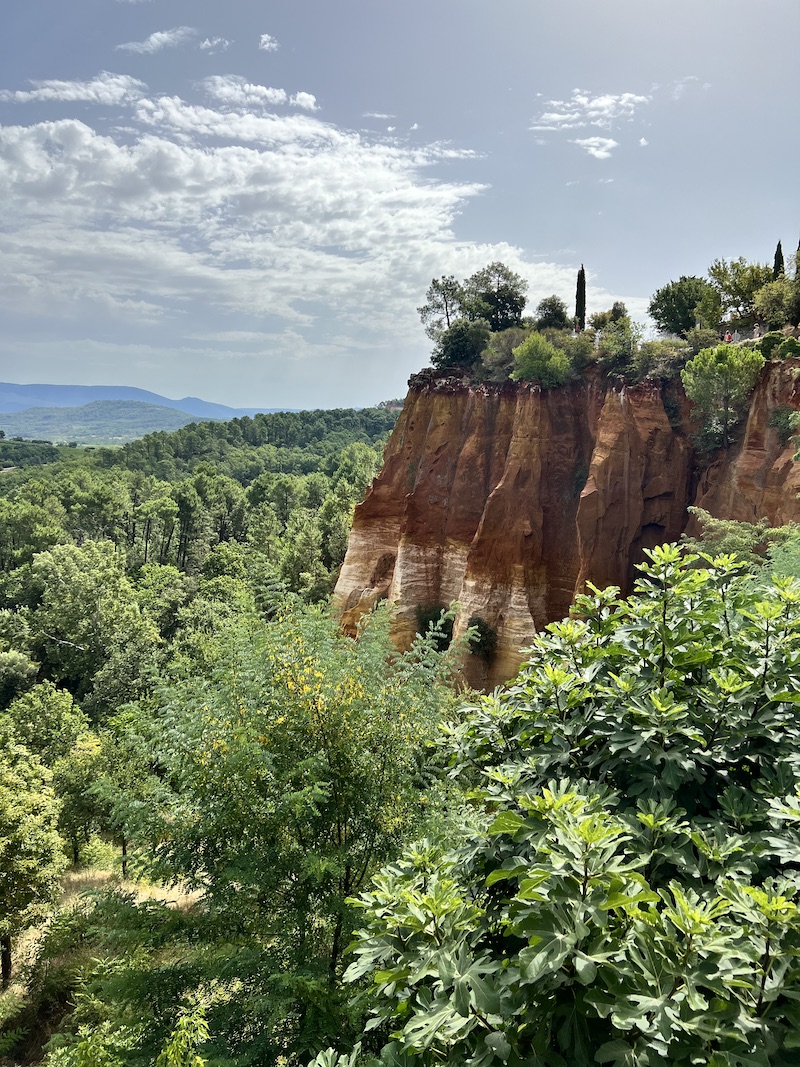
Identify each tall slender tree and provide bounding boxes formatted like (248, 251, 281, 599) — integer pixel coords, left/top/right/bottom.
(773, 240, 785, 279)
(575, 264, 586, 332)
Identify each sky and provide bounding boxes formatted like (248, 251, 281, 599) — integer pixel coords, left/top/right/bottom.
(0, 0, 797, 410)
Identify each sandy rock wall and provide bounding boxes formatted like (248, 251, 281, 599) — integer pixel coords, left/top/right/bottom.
(335, 362, 800, 688)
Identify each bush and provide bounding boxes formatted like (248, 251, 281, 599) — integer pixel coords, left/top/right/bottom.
(346, 546, 800, 1066)
(769, 405, 800, 446)
(776, 336, 800, 359)
(511, 333, 572, 388)
(761, 331, 787, 359)
(466, 615, 497, 661)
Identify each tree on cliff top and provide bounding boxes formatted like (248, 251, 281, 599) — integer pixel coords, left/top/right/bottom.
(534, 294, 570, 331)
(417, 275, 465, 341)
(430, 319, 490, 371)
(774, 239, 785, 279)
(461, 262, 528, 332)
(708, 256, 773, 327)
(648, 275, 716, 337)
(575, 264, 586, 331)
(681, 343, 765, 449)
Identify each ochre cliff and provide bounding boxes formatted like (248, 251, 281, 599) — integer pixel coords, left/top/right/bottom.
(335, 361, 800, 688)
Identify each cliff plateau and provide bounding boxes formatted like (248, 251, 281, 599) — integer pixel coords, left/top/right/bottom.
(335, 361, 800, 688)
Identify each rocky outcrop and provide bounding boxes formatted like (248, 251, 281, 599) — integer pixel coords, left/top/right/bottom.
(335, 362, 800, 688)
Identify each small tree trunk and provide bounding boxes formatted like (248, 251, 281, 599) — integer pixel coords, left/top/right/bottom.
(121, 836, 128, 880)
(1, 934, 12, 989)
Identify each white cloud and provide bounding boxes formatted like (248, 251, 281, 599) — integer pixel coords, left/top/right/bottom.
(639, 137, 649, 146)
(259, 33, 279, 52)
(671, 76, 699, 101)
(199, 37, 231, 54)
(117, 27, 196, 54)
(410, 122, 419, 131)
(201, 76, 318, 112)
(571, 136, 618, 160)
(0, 72, 146, 106)
(364, 112, 393, 120)
(0, 75, 637, 405)
(532, 89, 650, 131)
(0, 102, 489, 337)
(290, 91, 318, 111)
(203, 76, 291, 109)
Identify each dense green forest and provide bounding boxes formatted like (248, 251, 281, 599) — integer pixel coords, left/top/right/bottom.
(3, 247, 800, 1066)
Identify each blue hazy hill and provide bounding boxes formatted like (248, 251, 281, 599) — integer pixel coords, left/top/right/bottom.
(0, 383, 284, 419)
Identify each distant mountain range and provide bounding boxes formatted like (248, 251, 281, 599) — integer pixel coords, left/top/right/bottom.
(0, 383, 292, 445)
(0, 383, 280, 419)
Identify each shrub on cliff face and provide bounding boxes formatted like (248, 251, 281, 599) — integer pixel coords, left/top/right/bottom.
(341, 546, 800, 1067)
(681, 343, 765, 449)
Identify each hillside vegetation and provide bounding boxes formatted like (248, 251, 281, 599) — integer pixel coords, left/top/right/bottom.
(2, 249, 800, 1066)
(0, 400, 200, 446)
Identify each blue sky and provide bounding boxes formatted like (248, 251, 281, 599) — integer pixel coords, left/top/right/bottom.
(0, 0, 797, 409)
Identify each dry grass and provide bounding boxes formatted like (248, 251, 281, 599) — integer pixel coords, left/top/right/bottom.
(59, 867, 202, 911)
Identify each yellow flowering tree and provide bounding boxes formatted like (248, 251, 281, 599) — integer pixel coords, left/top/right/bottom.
(109, 600, 459, 1063)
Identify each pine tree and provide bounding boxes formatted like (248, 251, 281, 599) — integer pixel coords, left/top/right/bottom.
(575, 264, 586, 332)
(773, 240, 785, 279)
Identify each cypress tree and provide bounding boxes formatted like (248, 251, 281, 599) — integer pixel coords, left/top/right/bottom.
(773, 240, 785, 279)
(575, 264, 586, 332)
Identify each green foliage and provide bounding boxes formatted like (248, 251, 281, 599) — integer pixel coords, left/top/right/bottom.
(575, 265, 586, 332)
(534, 295, 570, 331)
(25, 540, 161, 716)
(85, 602, 457, 1063)
(461, 263, 528, 333)
(511, 333, 572, 388)
(0, 400, 196, 447)
(345, 546, 800, 1066)
(769, 405, 800, 446)
(0, 735, 66, 986)
(478, 328, 530, 383)
(684, 324, 720, 355)
(768, 528, 800, 581)
(419, 264, 527, 348)
(0, 440, 60, 467)
(776, 336, 800, 359)
(708, 256, 773, 327)
(630, 337, 690, 381)
(466, 616, 497, 662)
(681, 506, 773, 562)
(596, 316, 643, 378)
(3, 682, 88, 765)
(417, 277, 465, 342)
(761, 330, 789, 359)
(155, 1008, 209, 1067)
(755, 278, 795, 330)
(681, 344, 765, 449)
(774, 239, 785, 278)
(588, 301, 627, 331)
(415, 604, 455, 651)
(648, 275, 716, 337)
(0, 649, 38, 709)
(431, 320, 491, 372)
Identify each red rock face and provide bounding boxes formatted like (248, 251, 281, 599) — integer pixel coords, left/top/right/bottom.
(335, 362, 800, 688)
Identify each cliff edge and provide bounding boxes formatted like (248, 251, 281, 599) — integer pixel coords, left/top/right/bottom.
(335, 361, 800, 688)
